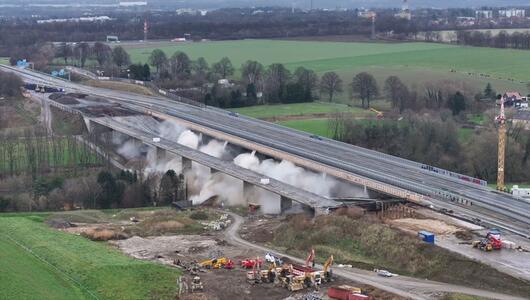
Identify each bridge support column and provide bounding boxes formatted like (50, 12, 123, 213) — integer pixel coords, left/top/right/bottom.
(243, 181, 253, 203)
(280, 196, 293, 212)
(156, 147, 167, 163)
(89, 120, 113, 135)
(182, 157, 192, 173)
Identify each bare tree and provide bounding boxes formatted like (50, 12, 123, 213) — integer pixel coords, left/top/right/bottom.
(384, 76, 409, 113)
(112, 46, 130, 68)
(351, 72, 379, 108)
(92, 42, 112, 66)
(74, 42, 91, 68)
(148, 49, 168, 73)
(241, 60, 264, 85)
(320, 72, 343, 102)
(212, 57, 234, 78)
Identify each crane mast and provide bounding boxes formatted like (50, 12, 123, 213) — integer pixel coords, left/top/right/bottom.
(496, 98, 507, 191)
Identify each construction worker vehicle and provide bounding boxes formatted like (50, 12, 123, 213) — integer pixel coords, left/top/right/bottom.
(190, 276, 203, 292)
(200, 257, 234, 269)
(473, 229, 502, 251)
(240, 258, 263, 269)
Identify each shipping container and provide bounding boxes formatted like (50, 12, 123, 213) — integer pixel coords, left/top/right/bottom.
(328, 287, 372, 300)
(418, 231, 435, 244)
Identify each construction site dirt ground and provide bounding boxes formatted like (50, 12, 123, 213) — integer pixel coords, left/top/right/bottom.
(108, 228, 404, 300)
(55, 211, 404, 300)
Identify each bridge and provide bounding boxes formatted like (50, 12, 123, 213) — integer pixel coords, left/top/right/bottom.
(2, 65, 529, 237)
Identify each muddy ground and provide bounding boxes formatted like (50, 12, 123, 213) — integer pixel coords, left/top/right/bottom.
(55, 210, 405, 300)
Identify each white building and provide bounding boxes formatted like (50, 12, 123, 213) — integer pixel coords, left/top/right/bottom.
(498, 9, 525, 18)
(475, 10, 493, 19)
(119, 2, 147, 7)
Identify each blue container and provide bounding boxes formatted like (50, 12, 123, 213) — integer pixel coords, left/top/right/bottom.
(418, 231, 435, 244)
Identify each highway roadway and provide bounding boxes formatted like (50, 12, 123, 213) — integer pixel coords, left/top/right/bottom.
(3, 65, 529, 237)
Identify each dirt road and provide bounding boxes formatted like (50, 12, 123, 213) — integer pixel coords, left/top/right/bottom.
(224, 212, 528, 300)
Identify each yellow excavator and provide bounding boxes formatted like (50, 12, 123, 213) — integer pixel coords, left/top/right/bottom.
(323, 255, 334, 282)
(370, 108, 384, 119)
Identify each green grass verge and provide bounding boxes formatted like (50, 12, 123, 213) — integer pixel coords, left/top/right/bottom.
(230, 102, 372, 119)
(0, 214, 180, 299)
(278, 119, 333, 138)
(0, 57, 9, 65)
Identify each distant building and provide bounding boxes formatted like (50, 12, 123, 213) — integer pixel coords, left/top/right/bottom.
(456, 17, 476, 27)
(475, 10, 493, 19)
(106, 35, 119, 42)
(502, 91, 523, 106)
(498, 9, 525, 18)
(37, 16, 111, 24)
(119, 1, 147, 7)
(358, 10, 376, 19)
(395, 0, 411, 20)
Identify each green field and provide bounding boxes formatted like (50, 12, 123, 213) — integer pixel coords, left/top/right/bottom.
(124, 39, 530, 99)
(0, 57, 9, 65)
(0, 213, 179, 299)
(278, 119, 333, 138)
(230, 102, 373, 119)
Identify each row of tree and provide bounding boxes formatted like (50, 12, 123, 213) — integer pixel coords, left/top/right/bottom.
(0, 168, 184, 212)
(456, 30, 530, 50)
(330, 113, 530, 183)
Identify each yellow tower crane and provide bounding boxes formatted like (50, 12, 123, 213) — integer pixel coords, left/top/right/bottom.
(496, 98, 507, 191)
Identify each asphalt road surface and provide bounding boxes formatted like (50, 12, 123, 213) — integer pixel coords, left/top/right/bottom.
(3, 65, 529, 237)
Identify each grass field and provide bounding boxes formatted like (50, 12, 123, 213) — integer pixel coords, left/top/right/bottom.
(0, 213, 180, 299)
(0, 57, 9, 65)
(278, 119, 333, 138)
(124, 40, 530, 100)
(230, 102, 373, 119)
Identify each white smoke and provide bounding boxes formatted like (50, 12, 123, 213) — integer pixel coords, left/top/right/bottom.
(117, 118, 367, 214)
(117, 139, 143, 159)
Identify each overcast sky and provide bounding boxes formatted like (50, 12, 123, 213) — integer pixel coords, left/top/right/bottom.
(2, 0, 529, 9)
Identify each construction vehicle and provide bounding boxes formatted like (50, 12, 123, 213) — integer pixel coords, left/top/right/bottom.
(305, 248, 315, 268)
(259, 261, 277, 283)
(240, 258, 263, 269)
(370, 108, 384, 119)
(200, 257, 234, 269)
(473, 229, 502, 251)
(190, 276, 203, 292)
(246, 256, 262, 284)
(323, 255, 334, 282)
(279, 274, 305, 292)
(496, 98, 507, 191)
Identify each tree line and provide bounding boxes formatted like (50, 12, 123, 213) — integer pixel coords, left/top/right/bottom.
(456, 30, 530, 50)
(330, 113, 530, 183)
(0, 168, 185, 213)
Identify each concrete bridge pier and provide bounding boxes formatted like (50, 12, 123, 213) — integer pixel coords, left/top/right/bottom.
(280, 195, 293, 211)
(155, 147, 167, 163)
(182, 157, 192, 173)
